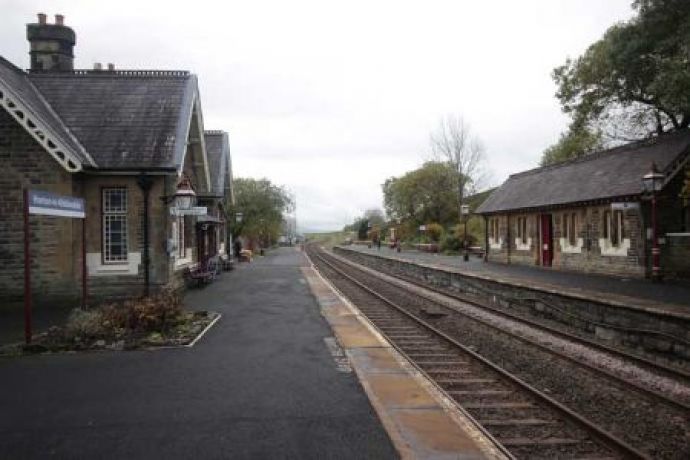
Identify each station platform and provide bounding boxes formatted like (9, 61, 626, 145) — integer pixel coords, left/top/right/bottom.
(343, 245, 690, 317)
(0, 247, 499, 459)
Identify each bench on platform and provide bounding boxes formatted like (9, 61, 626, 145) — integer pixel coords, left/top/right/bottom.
(239, 249, 253, 262)
(414, 243, 439, 253)
(185, 257, 219, 287)
(468, 246, 485, 258)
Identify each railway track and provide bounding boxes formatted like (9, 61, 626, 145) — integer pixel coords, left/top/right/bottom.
(307, 244, 690, 459)
(340, 249, 690, 386)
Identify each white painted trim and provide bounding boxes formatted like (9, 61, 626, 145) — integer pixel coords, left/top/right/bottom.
(185, 314, 222, 347)
(87, 252, 141, 276)
(193, 96, 212, 193)
(598, 238, 630, 257)
(0, 80, 84, 172)
(489, 237, 502, 250)
(559, 237, 584, 254)
(514, 237, 531, 251)
(28, 206, 85, 218)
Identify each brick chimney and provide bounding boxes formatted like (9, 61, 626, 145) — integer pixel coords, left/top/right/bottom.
(26, 13, 76, 71)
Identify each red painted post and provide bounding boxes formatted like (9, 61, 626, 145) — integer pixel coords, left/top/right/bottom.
(651, 193, 660, 281)
(23, 189, 32, 344)
(82, 217, 87, 309)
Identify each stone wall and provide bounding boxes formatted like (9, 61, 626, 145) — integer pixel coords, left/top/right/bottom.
(486, 204, 646, 278)
(81, 175, 188, 303)
(0, 109, 80, 309)
(334, 246, 690, 361)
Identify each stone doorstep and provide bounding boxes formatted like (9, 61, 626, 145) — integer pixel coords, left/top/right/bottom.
(301, 266, 506, 460)
(338, 246, 690, 321)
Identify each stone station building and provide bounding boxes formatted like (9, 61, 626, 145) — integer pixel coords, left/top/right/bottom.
(0, 14, 234, 307)
(477, 131, 690, 279)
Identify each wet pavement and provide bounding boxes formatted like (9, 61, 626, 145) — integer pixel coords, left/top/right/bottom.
(0, 248, 398, 459)
(345, 245, 690, 311)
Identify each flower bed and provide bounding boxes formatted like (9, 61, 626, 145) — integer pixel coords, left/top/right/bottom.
(0, 291, 219, 356)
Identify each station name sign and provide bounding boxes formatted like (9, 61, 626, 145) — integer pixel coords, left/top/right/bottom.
(611, 202, 640, 211)
(28, 190, 85, 218)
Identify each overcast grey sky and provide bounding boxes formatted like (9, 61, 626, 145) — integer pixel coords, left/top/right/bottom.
(2, 0, 634, 231)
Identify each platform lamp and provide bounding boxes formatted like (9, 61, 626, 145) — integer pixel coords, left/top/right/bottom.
(461, 204, 470, 262)
(173, 175, 196, 211)
(642, 163, 664, 281)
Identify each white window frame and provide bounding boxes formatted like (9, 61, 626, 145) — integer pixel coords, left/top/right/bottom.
(102, 188, 128, 264)
(177, 216, 185, 258)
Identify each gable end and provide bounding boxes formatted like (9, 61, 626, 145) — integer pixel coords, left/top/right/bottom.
(0, 82, 84, 173)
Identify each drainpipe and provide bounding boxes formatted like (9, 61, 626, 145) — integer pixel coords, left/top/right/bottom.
(506, 213, 512, 264)
(137, 174, 154, 297)
(483, 215, 489, 262)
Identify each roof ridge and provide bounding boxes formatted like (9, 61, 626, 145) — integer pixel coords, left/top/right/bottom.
(510, 131, 690, 179)
(0, 55, 26, 76)
(29, 69, 190, 78)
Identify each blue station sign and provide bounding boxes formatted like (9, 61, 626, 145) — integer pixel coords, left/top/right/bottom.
(28, 190, 85, 218)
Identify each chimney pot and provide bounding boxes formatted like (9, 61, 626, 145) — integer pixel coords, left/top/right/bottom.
(37, 13, 47, 24)
(94, 62, 102, 71)
(107, 63, 115, 71)
(55, 14, 64, 26)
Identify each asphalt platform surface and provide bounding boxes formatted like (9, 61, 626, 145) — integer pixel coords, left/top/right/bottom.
(346, 245, 690, 310)
(0, 248, 398, 459)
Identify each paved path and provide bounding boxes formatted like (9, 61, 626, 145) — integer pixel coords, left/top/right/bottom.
(347, 245, 690, 310)
(0, 248, 397, 459)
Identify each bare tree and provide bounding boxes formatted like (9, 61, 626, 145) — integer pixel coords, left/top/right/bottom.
(429, 115, 486, 221)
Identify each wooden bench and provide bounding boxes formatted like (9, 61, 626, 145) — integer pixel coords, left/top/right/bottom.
(414, 243, 439, 253)
(468, 246, 485, 258)
(239, 249, 253, 262)
(185, 258, 218, 287)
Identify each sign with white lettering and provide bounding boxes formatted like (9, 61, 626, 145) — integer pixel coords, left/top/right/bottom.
(170, 206, 207, 217)
(611, 202, 640, 211)
(28, 190, 85, 218)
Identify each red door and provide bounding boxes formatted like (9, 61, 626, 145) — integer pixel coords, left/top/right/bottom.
(540, 214, 553, 267)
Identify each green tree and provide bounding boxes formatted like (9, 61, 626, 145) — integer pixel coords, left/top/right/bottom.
(540, 122, 604, 166)
(233, 178, 294, 248)
(551, 0, 690, 147)
(383, 162, 458, 227)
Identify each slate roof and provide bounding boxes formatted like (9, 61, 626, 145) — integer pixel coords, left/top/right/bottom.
(28, 69, 197, 169)
(203, 130, 230, 197)
(0, 57, 93, 167)
(477, 130, 690, 214)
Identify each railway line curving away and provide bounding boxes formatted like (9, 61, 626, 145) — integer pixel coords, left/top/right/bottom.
(306, 243, 690, 459)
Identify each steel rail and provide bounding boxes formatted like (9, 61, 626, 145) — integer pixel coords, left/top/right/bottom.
(332, 251, 690, 413)
(383, 263, 690, 383)
(310, 247, 650, 460)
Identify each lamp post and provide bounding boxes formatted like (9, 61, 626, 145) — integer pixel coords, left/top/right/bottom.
(173, 175, 196, 211)
(642, 163, 664, 281)
(461, 204, 470, 262)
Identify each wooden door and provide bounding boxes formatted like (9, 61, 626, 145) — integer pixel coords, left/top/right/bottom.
(540, 214, 553, 267)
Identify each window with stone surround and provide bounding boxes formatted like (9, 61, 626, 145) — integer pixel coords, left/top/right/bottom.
(603, 210, 623, 247)
(564, 212, 577, 246)
(490, 217, 500, 241)
(517, 216, 527, 244)
(102, 188, 128, 263)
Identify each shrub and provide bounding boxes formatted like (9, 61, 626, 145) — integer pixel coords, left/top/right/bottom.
(441, 233, 462, 252)
(425, 223, 444, 242)
(64, 308, 105, 340)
